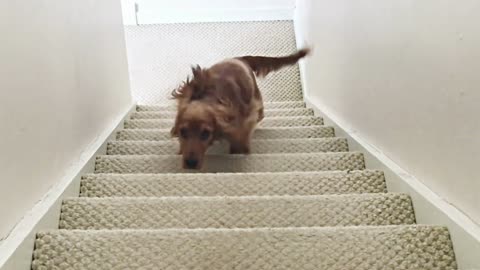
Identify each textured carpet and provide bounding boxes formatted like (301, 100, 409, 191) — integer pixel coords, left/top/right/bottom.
(31, 21, 457, 269)
(131, 108, 315, 119)
(106, 138, 349, 155)
(124, 21, 302, 104)
(33, 226, 455, 269)
(116, 126, 336, 141)
(80, 170, 387, 197)
(59, 193, 415, 229)
(123, 116, 324, 129)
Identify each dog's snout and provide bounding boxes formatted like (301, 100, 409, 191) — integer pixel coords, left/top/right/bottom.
(184, 158, 199, 169)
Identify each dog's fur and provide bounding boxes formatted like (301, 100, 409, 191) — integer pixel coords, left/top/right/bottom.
(171, 48, 310, 169)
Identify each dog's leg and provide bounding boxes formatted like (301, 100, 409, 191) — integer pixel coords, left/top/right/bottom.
(253, 84, 265, 123)
(230, 144, 249, 154)
(228, 124, 255, 154)
(228, 129, 250, 154)
(230, 133, 250, 154)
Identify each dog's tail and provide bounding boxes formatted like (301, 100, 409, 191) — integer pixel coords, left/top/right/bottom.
(239, 48, 311, 77)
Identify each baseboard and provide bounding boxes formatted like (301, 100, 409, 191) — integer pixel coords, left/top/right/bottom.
(135, 7, 294, 25)
(303, 93, 480, 269)
(0, 103, 136, 270)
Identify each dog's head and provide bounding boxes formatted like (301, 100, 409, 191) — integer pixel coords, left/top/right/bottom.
(170, 66, 217, 169)
(170, 65, 235, 169)
(171, 101, 217, 169)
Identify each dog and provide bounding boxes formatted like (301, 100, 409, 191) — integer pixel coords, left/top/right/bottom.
(171, 48, 310, 169)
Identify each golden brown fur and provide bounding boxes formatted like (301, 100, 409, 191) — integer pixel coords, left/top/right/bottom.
(171, 48, 310, 169)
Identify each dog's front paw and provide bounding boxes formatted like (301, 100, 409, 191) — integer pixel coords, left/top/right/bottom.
(229, 144, 250, 154)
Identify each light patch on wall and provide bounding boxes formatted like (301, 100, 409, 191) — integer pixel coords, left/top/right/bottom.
(121, 0, 296, 25)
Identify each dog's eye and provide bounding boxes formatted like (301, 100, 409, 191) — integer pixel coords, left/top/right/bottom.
(200, 130, 211, 141)
(180, 128, 188, 139)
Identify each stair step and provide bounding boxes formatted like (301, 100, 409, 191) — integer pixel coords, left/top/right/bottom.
(131, 108, 314, 119)
(107, 138, 349, 155)
(94, 152, 365, 173)
(136, 101, 306, 111)
(60, 193, 415, 230)
(32, 226, 456, 269)
(80, 170, 386, 197)
(124, 116, 323, 129)
(116, 126, 335, 141)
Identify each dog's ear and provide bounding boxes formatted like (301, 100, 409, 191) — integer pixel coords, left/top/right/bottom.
(190, 65, 210, 100)
(171, 82, 192, 101)
(170, 118, 179, 138)
(191, 65, 204, 80)
(209, 102, 235, 135)
(171, 107, 185, 138)
(203, 105, 222, 141)
(171, 65, 209, 101)
(170, 124, 179, 138)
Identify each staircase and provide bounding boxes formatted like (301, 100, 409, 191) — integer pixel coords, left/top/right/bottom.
(31, 21, 457, 269)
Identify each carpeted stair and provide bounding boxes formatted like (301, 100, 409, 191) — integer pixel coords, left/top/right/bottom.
(31, 21, 457, 269)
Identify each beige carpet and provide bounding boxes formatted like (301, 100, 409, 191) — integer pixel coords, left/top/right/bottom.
(32, 21, 457, 269)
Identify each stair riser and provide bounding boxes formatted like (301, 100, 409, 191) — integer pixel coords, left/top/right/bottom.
(137, 101, 306, 111)
(131, 108, 314, 119)
(32, 226, 456, 270)
(60, 194, 415, 230)
(106, 138, 349, 155)
(94, 152, 365, 174)
(80, 170, 387, 197)
(116, 126, 335, 141)
(124, 117, 323, 129)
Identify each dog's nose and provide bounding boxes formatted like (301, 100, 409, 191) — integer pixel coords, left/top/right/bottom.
(184, 158, 199, 169)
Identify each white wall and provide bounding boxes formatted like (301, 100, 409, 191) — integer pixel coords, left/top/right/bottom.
(122, 0, 296, 24)
(0, 0, 132, 239)
(136, 0, 295, 10)
(295, 0, 480, 225)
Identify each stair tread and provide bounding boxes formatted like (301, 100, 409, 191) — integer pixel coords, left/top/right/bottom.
(60, 193, 415, 230)
(32, 225, 456, 270)
(131, 108, 314, 119)
(136, 101, 306, 111)
(124, 116, 324, 129)
(80, 170, 386, 197)
(107, 138, 349, 155)
(94, 152, 365, 173)
(116, 126, 335, 141)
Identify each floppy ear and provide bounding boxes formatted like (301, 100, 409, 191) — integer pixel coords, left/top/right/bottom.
(210, 103, 236, 136)
(170, 119, 179, 138)
(170, 108, 184, 138)
(204, 106, 222, 141)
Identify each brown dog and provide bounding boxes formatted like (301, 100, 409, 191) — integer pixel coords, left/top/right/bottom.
(171, 48, 310, 169)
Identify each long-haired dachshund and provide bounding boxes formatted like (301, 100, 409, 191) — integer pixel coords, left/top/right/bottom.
(171, 48, 310, 169)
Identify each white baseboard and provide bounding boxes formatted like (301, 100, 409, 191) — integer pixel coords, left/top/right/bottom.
(133, 7, 293, 25)
(0, 103, 136, 270)
(302, 93, 480, 269)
